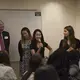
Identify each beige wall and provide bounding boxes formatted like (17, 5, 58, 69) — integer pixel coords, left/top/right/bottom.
(0, 0, 76, 57)
(41, 0, 76, 56)
(76, 0, 80, 39)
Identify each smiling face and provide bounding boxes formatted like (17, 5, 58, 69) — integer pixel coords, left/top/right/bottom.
(64, 29, 69, 37)
(22, 30, 30, 40)
(35, 31, 42, 41)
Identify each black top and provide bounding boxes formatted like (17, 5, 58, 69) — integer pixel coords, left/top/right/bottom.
(59, 38, 80, 50)
(30, 40, 48, 58)
(59, 38, 80, 66)
(18, 40, 23, 61)
(2, 31, 10, 53)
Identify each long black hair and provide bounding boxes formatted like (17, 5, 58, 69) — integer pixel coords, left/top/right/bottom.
(32, 29, 44, 43)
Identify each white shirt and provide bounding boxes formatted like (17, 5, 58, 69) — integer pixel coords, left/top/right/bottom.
(0, 64, 17, 80)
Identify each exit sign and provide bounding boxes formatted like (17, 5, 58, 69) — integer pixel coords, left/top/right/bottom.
(35, 12, 41, 16)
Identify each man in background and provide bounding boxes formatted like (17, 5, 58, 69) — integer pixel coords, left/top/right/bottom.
(0, 20, 10, 53)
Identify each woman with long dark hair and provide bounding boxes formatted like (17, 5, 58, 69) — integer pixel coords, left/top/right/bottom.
(59, 25, 80, 80)
(30, 29, 52, 58)
(59, 25, 80, 52)
(18, 27, 32, 77)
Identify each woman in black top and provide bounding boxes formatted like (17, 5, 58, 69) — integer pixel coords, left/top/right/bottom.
(30, 29, 52, 58)
(59, 25, 80, 52)
(59, 25, 80, 80)
(59, 25, 80, 67)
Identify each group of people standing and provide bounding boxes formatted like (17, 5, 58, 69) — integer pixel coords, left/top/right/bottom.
(18, 27, 52, 77)
(18, 25, 80, 80)
(0, 19, 80, 80)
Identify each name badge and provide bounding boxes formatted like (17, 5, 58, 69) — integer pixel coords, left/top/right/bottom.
(4, 36, 8, 39)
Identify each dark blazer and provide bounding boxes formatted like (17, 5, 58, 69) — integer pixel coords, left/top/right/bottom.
(2, 31, 10, 53)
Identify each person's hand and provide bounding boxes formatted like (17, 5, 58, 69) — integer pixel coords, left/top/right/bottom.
(38, 39, 41, 43)
(67, 47, 74, 52)
(39, 43, 43, 48)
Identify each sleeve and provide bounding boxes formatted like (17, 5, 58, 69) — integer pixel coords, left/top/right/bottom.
(44, 42, 48, 47)
(18, 40, 23, 61)
(4, 67, 17, 80)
